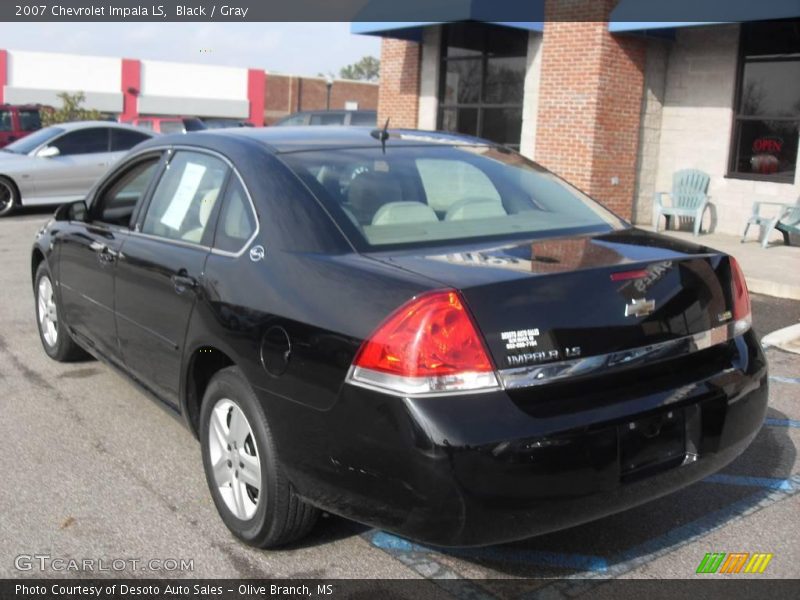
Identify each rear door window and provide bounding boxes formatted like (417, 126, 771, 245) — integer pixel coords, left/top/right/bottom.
(141, 151, 229, 245)
(0, 110, 12, 131)
(350, 112, 376, 126)
(310, 113, 345, 126)
(51, 128, 110, 155)
(110, 128, 151, 152)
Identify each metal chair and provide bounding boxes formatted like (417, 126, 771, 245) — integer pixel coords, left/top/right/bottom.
(653, 169, 711, 237)
(742, 201, 800, 248)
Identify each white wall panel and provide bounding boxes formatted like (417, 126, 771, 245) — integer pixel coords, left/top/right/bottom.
(8, 50, 120, 93)
(140, 60, 248, 101)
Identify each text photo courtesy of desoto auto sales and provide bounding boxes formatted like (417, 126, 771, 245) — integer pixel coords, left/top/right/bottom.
(0, 1, 799, 599)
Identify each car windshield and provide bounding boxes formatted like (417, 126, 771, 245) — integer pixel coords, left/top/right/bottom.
(280, 143, 626, 249)
(2, 127, 63, 154)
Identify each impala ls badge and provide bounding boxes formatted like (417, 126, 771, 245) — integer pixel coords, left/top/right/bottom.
(625, 297, 655, 318)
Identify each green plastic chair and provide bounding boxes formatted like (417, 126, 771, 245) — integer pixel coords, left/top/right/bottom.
(742, 201, 800, 248)
(653, 169, 711, 236)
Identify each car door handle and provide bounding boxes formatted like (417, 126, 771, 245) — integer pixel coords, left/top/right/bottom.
(171, 272, 197, 294)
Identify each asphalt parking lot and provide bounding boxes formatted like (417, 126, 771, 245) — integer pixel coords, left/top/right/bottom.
(1, 209, 798, 592)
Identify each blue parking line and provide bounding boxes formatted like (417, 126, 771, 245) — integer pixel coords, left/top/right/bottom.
(769, 375, 800, 385)
(765, 417, 800, 428)
(369, 531, 609, 573)
(538, 474, 800, 590)
(703, 473, 793, 490)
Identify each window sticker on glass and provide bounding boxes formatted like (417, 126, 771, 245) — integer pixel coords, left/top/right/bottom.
(160, 162, 207, 230)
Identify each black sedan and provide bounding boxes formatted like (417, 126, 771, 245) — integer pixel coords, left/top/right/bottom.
(31, 127, 768, 548)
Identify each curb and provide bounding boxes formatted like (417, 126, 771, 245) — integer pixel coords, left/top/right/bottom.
(747, 278, 800, 301)
(761, 323, 800, 355)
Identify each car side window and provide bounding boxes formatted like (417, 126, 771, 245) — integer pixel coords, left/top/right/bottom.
(214, 176, 256, 253)
(276, 114, 306, 126)
(310, 113, 345, 126)
(0, 111, 12, 131)
(110, 129, 151, 152)
(160, 121, 185, 134)
(141, 151, 229, 245)
(50, 128, 110, 156)
(19, 110, 41, 131)
(350, 112, 376, 126)
(136, 120, 153, 130)
(93, 157, 161, 228)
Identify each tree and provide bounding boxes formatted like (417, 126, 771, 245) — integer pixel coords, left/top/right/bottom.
(339, 56, 380, 82)
(40, 92, 104, 126)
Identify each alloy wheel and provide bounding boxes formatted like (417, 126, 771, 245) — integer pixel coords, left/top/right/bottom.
(208, 398, 262, 520)
(0, 181, 12, 214)
(37, 276, 58, 347)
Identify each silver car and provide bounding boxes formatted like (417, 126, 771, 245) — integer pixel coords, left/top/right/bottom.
(0, 121, 154, 217)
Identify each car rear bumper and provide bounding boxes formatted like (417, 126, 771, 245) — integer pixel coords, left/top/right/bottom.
(263, 330, 768, 547)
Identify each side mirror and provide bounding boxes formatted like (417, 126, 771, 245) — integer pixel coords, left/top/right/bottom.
(54, 200, 88, 222)
(36, 146, 60, 158)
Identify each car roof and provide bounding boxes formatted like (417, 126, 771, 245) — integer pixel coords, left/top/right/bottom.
(54, 120, 155, 133)
(146, 126, 492, 154)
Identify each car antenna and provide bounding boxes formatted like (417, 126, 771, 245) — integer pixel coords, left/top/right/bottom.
(370, 118, 390, 154)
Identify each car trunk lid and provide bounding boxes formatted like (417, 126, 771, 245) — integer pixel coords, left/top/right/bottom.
(367, 230, 735, 371)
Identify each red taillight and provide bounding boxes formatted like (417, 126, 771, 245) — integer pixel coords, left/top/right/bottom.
(730, 257, 752, 334)
(350, 290, 498, 395)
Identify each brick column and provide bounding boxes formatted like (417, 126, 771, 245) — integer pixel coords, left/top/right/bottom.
(120, 58, 141, 121)
(377, 38, 421, 128)
(535, 0, 647, 220)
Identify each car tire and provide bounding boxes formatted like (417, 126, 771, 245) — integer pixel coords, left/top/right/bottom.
(34, 262, 88, 362)
(0, 176, 19, 217)
(200, 366, 319, 548)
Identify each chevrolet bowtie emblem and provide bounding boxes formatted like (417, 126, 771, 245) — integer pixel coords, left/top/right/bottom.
(625, 297, 656, 318)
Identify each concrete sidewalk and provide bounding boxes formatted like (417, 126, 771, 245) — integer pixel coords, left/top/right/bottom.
(639, 227, 800, 301)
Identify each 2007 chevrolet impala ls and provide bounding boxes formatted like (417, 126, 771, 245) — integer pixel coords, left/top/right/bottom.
(31, 127, 767, 547)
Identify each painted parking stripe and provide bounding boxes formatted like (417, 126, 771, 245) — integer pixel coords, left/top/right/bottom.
(769, 375, 800, 385)
(369, 531, 609, 573)
(525, 474, 800, 598)
(703, 473, 794, 491)
(765, 417, 800, 428)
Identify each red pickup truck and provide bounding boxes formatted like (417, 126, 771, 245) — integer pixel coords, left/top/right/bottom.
(0, 104, 43, 147)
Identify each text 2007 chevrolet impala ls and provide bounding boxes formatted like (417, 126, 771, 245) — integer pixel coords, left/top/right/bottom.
(31, 127, 767, 547)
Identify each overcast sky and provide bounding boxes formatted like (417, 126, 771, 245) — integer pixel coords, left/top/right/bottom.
(0, 22, 381, 77)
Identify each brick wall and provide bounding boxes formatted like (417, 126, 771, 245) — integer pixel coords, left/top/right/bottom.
(535, 0, 646, 220)
(377, 38, 421, 128)
(262, 74, 378, 124)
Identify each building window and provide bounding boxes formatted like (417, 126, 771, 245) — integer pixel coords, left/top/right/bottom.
(437, 23, 528, 149)
(729, 21, 800, 182)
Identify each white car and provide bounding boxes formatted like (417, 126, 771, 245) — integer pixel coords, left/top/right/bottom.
(0, 121, 154, 217)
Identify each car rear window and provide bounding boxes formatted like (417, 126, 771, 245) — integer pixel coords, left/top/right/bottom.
(280, 144, 626, 249)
